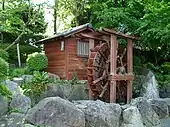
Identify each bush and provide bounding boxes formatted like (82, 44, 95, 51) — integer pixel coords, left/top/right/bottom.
(0, 84, 12, 99)
(161, 62, 170, 74)
(9, 67, 29, 78)
(21, 71, 49, 105)
(0, 49, 9, 61)
(26, 52, 48, 71)
(0, 57, 9, 82)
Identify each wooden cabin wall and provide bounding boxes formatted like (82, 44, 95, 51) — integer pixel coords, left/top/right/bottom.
(44, 41, 66, 79)
(66, 37, 88, 80)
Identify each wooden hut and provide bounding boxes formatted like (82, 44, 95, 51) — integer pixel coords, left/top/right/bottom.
(37, 23, 94, 80)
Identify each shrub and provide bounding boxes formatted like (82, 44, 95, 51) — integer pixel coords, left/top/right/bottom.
(26, 52, 48, 71)
(0, 84, 12, 99)
(0, 49, 9, 61)
(0, 57, 9, 82)
(9, 67, 28, 78)
(21, 71, 49, 105)
(161, 62, 170, 74)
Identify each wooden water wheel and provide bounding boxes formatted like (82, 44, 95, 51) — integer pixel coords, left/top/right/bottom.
(87, 42, 128, 103)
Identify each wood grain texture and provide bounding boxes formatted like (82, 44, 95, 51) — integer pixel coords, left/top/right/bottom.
(44, 41, 66, 79)
(67, 37, 88, 80)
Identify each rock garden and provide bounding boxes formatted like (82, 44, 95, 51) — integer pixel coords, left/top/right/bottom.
(0, 50, 170, 127)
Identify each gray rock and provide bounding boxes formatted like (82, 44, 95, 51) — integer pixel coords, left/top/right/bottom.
(121, 106, 144, 127)
(24, 124, 35, 127)
(131, 97, 161, 127)
(68, 84, 88, 100)
(160, 118, 170, 127)
(48, 72, 60, 81)
(0, 96, 8, 116)
(0, 115, 8, 127)
(25, 97, 85, 127)
(158, 98, 170, 114)
(12, 77, 24, 86)
(4, 80, 21, 96)
(140, 71, 159, 99)
(40, 83, 64, 100)
(41, 83, 88, 101)
(22, 75, 33, 83)
(7, 113, 25, 127)
(74, 100, 121, 127)
(149, 99, 169, 119)
(0, 113, 25, 127)
(10, 94, 31, 113)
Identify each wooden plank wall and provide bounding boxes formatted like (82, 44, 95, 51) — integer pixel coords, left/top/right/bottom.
(67, 37, 88, 80)
(44, 41, 66, 79)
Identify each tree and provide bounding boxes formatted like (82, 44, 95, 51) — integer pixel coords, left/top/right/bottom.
(0, 0, 47, 49)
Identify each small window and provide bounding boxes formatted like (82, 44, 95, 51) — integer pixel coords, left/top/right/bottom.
(77, 41, 89, 57)
(61, 40, 64, 51)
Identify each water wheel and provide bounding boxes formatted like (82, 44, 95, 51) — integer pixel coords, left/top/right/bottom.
(87, 42, 127, 103)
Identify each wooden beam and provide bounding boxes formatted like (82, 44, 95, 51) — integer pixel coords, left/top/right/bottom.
(88, 39, 95, 100)
(111, 74, 134, 81)
(127, 39, 133, 73)
(110, 34, 117, 103)
(127, 39, 133, 103)
(77, 33, 106, 41)
(103, 28, 141, 41)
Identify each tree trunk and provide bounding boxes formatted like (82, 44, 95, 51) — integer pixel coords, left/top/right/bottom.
(2, 0, 5, 10)
(1, 0, 5, 43)
(54, 0, 57, 34)
(114, 0, 118, 7)
(122, 0, 126, 7)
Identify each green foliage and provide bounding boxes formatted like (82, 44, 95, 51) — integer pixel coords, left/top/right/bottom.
(0, 43, 41, 64)
(0, 57, 9, 82)
(26, 52, 48, 71)
(147, 62, 170, 89)
(71, 72, 79, 85)
(0, 49, 9, 61)
(0, 84, 12, 99)
(161, 62, 170, 74)
(9, 67, 29, 78)
(0, 1, 47, 35)
(21, 71, 49, 104)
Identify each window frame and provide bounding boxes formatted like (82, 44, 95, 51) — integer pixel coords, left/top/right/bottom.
(77, 40, 89, 58)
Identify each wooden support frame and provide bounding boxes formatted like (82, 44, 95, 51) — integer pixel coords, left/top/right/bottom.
(85, 28, 137, 104)
(110, 34, 117, 103)
(88, 39, 95, 100)
(127, 39, 133, 103)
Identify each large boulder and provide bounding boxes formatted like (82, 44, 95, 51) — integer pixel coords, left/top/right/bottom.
(121, 106, 144, 127)
(7, 113, 25, 127)
(149, 99, 169, 119)
(3, 80, 21, 96)
(41, 82, 88, 101)
(10, 94, 31, 113)
(74, 100, 121, 127)
(158, 98, 170, 114)
(0, 113, 25, 127)
(0, 96, 8, 116)
(25, 97, 85, 127)
(140, 71, 159, 99)
(131, 97, 161, 127)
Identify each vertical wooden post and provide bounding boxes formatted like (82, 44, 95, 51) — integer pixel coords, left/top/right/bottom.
(88, 39, 94, 99)
(17, 43, 21, 68)
(127, 39, 133, 103)
(110, 34, 117, 103)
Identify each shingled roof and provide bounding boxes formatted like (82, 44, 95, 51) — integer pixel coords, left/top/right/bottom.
(37, 23, 94, 44)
